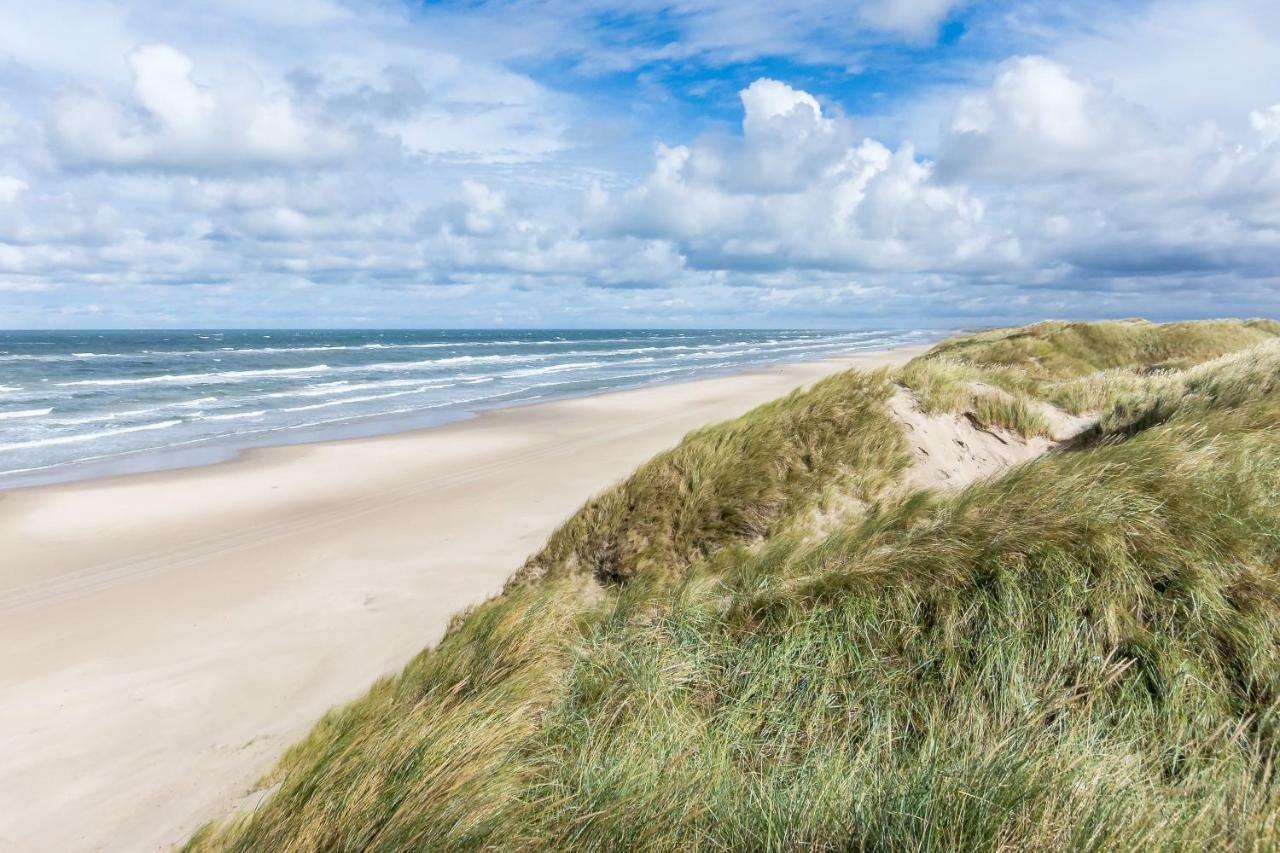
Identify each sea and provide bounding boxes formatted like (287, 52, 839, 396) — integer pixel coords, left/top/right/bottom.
(0, 328, 941, 487)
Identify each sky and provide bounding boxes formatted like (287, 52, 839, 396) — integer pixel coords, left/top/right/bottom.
(0, 0, 1279, 329)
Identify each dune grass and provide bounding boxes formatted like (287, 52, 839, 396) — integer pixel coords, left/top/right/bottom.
(894, 318, 1280, 435)
(1085, 337, 1280, 438)
(893, 356, 1053, 437)
(927, 318, 1280, 380)
(188, 320, 1280, 852)
(523, 318, 1280, 586)
(515, 368, 910, 586)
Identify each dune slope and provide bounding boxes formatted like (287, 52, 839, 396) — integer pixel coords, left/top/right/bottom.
(189, 319, 1280, 852)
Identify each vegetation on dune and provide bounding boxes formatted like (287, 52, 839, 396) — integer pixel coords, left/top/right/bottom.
(516, 368, 910, 586)
(189, 320, 1280, 852)
(523, 317, 1280, 585)
(893, 356, 1054, 437)
(927, 317, 1280, 379)
(895, 317, 1280, 435)
(1087, 336, 1280, 437)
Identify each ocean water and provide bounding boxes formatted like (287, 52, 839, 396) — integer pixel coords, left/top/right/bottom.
(0, 329, 938, 487)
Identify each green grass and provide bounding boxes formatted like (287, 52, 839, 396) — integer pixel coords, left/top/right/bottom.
(515, 368, 910, 586)
(926, 318, 1280, 380)
(894, 318, 1280, 433)
(1090, 337, 1280, 437)
(188, 319, 1280, 852)
(894, 356, 1052, 437)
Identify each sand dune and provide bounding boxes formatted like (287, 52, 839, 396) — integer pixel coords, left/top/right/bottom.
(0, 349, 920, 852)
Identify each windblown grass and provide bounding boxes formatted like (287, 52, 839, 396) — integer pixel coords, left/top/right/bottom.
(516, 368, 909, 585)
(896, 318, 1280, 430)
(188, 576, 605, 851)
(894, 356, 1052, 437)
(927, 317, 1280, 379)
(1091, 337, 1280, 437)
(518, 318, 1280, 587)
(189, 320, 1280, 852)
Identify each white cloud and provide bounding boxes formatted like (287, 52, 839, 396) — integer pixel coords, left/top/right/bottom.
(388, 93, 565, 163)
(937, 55, 1280, 248)
(740, 78, 823, 126)
(1, 0, 1279, 328)
(450, 181, 508, 236)
(1049, 0, 1280, 134)
(859, 0, 964, 38)
(592, 79, 990, 273)
(940, 56, 1166, 182)
(591, 61, 1280, 312)
(0, 1, 136, 83)
(0, 175, 27, 204)
(1251, 105, 1280, 146)
(731, 78, 851, 192)
(50, 44, 351, 170)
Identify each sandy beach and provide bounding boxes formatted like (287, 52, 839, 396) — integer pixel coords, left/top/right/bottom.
(0, 348, 921, 851)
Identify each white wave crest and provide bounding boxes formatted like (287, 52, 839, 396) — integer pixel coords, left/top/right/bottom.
(0, 420, 182, 452)
(55, 364, 331, 388)
(0, 407, 52, 420)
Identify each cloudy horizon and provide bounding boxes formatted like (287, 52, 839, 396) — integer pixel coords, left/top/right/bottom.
(1, 0, 1279, 329)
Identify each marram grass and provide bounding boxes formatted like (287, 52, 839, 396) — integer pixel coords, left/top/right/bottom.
(188, 319, 1280, 852)
(515, 367, 911, 585)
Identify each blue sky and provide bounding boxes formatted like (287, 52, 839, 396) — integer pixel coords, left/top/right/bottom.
(1, 0, 1279, 328)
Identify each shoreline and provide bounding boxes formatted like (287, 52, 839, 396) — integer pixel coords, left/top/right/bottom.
(0, 345, 925, 851)
(0, 341, 936, 493)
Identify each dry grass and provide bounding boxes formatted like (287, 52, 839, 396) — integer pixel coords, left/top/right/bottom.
(895, 356, 1052, 437)
(895, 317, 1280, 433)
(514, 368, 910, 586)
(188, 319, 1280, 853)
(926, 317, 1280, 380)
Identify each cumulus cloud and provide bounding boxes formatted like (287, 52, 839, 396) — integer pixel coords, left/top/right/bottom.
(941, 56, 1162, 180)
(731, 79, 851, 192)
(933, 57, 1280, 279)
(591, 78, 991, 273)
(588, 59, 1280, 312)
(50, 44, 350, 170)
(1, 0, 1279, 329)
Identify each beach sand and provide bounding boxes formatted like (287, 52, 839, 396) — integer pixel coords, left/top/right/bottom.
(0, 347, 921, 851)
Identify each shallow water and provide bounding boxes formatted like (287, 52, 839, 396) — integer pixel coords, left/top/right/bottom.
(0, 328, 940, 486)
